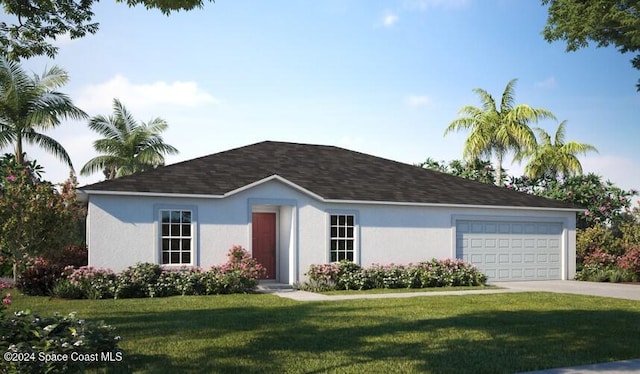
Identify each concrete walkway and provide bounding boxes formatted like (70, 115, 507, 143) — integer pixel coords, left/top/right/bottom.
(519, 359, 640, 374)
(260, 286, 521, 301)
(493, 280, 640, 301)
(258, 279, 640, 301)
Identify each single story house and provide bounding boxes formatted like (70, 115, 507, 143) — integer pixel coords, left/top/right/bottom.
(79, 141, 580, 283)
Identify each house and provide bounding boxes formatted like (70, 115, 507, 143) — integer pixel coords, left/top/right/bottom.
(79, 141, 580, 283)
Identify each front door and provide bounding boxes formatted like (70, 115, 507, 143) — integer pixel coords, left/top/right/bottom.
(252, 212, 277, 279)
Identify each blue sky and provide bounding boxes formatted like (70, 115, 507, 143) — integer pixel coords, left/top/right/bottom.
(7, 0, 640, 197)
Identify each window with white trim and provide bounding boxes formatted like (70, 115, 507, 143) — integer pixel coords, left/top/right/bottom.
(330, 214, 355, 262)
(160, 210, 193, 265)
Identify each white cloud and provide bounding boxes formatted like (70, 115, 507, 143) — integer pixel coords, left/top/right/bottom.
(75, 75, 218, 113)
(382, 12, 399, 27)
(402, 0, 470, 11)
(406, 95, 431, 107)
(535, 77, 557, 89)
(581, 154, 640, 190)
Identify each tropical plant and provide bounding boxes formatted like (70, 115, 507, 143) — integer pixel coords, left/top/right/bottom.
(80, 99, 179, 179)
(516, 121, 598, 179)
(445, 78, 556, 185)
(0, 57, 87, 168)
(418, 157, 505, 185)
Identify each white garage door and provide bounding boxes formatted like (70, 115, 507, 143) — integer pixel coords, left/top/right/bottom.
(456, 220, 563, 281)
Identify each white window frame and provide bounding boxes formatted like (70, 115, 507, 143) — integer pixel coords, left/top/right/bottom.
(158, 208, 196, 266)
(327, 211, 359, 263)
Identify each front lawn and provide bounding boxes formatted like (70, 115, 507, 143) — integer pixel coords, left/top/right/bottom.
(5, 291, 640, 373)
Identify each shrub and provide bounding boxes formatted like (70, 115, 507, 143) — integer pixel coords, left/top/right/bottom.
(114, 263, 162, 299)
(16, 257, 65, 296)
(51, 245, 88, 268)
(0, 310, 124, 374)
(151, 267, 205, 297)
(51, 279, 84, 299)
(67, 266, 117, 299)
(618, 245, 640, 276)
(576, 225, 622, 262)
(582, 248, 618, 269)
(300, 258, 488, 291)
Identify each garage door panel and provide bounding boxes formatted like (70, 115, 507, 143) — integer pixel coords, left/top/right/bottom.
(456, 220, 562, 281)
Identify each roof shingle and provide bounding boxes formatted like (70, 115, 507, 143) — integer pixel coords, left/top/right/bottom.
(80, 141, 578, 210)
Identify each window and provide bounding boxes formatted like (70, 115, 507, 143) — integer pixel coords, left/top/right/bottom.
(330, 214, 355, 262)
(160, 210, 192, 265)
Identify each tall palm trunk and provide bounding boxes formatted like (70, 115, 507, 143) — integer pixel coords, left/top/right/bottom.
(495, 152, 504, 186)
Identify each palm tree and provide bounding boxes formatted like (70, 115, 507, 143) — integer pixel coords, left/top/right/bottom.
(80, 99, 179, 179)
(444, 79, 556, 185)
(0, 57, 87, 169)
(517, 120, 598, 180)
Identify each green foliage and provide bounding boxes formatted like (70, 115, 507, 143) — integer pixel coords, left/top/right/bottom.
(542, 0, 640, 90)
(508, 173, 637, 229)
(80, 98, 179, 179)
(418, 158, 504, 185)
(0, 310, 124, 373)
(16, 258, 65, 296)
(618, 245, 640, 276)
(0, 58, 87, 168)
(0, 156, 86, 281)
(53, 246, 266, 299)
(517, 121, 597, 179)
(300, 259, 488, 291)
(445, 78, 556, 185)
(576, 225, 623, 262)
(0, 0, 214, 60)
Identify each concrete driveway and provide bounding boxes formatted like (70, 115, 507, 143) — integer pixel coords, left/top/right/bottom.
(493, 280, 640, 301)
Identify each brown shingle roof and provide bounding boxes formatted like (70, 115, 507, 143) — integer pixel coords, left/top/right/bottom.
(80, 141, 578, 209)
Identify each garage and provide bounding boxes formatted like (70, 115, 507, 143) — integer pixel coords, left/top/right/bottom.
(456, 220, 564, 281)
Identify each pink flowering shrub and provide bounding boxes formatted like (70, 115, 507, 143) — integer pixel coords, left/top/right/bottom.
(618, 245, 640, 279)
(206, 245, 267, 294)
(53, 245, 266, 299)
(301, 258, 487, 291)
(582, 248, 618, 268)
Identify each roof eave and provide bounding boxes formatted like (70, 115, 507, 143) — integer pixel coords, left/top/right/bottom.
(81, 175, 579, 212)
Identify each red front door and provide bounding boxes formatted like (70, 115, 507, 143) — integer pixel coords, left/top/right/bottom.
(252, 212, 276, 279)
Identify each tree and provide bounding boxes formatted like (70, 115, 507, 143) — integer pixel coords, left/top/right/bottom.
(508, 173, 637, 230)
(542, 0, 640, 90)
(444, 78, 556, 185)
(0, 57, 86, 169)
(0, 154, 84, 281)
(516, 121, 598, 180)
(80, 98, 179, 179)
(417, 157, 505, 185)
(0, 0, 215, 61)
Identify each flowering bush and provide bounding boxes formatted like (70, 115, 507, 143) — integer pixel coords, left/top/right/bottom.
(582, 248, 618, 269)
(52, 246, 266, 299)
(15, 256, 65, 296)
(0, 310, 124, 373)
(618, 245, 640, 279)
(64, 266, 117, 299)
(113, 262, 163, 299)
(300, 258, 487, 291)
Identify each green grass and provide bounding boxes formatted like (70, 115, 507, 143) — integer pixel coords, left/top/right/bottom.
(5, 290, 640, 373)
